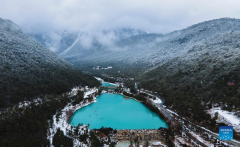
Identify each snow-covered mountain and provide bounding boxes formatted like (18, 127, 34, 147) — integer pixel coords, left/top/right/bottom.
(28, 28, 148, 62)
(0, 18, 99, 108)
(29, 28, 146, 54)
(26, 17, 240, 78)
(29, 18, 240, 72)
(28, 33, 53, 51)
(140, 19, 240, 115)
(89, 17, 240, 66)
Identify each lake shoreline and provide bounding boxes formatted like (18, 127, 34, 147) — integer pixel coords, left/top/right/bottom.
(70, 93, 168, 129)
(118, 93, 143, 102)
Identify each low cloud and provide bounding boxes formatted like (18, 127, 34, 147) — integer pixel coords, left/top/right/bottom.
(1, 0, 240, 34)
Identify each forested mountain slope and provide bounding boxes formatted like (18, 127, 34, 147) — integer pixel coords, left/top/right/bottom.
(141, 31, 240, 120)
(0, 18, 100, 108)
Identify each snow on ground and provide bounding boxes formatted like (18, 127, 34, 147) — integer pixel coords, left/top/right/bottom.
(102, 90, 107, 93)
(18, 97, 43, 108)
(110, 82, 119, 86)
(48, 100, 93, 147)
(116, 142, 149, 147)
(152, 141, 167, 147)
(198, 125, 240, 145)
(84, 88, 98, 98)
(18, 101, 31, 108)
(167, 109, 179, 116)
(174, 136, 192, 147)
(0, 97, 43, 115)
(174, 139, 182, 147)
(48, 87, 99, 147)
(169, 108, 240, 146)
(139, 90, 162, 103)
(207, 107, 240, 132)
(189, 130, 215, 147)
(151, 98, 162, 104)
(69, 87, 79, 96)
(94, 77, 104, 82)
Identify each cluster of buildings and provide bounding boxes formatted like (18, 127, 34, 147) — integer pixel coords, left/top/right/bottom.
(93, 66, 113, 70)
(111, 129, 167, 146)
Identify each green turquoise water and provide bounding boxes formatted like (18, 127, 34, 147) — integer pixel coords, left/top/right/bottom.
(70, 93, 168, 129)
(101, 82, 117, 87)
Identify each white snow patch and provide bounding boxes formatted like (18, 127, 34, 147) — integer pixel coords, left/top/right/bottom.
(167, 109, 179, 116)
(94, 77, 104, 82)
(151, 98, 162, 104)
(152, 142, 167, 147)
(207, 107, 240, 132)
(139, 90, 162, 103)
(102, 90, 107, 93)
(48, 87, 99, 147)
(68, 87, 79, 96)
(169, 108, 240, 145)
(84, 88, 98, 98)
(174, 136, 192, 147)
(189, 130, 214, 147)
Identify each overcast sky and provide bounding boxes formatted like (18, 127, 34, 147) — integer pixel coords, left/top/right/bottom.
(1, 0, 240, 34)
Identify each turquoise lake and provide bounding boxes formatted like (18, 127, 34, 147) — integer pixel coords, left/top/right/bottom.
(101, 82, 117, 87)
(70, 93, 168, 129)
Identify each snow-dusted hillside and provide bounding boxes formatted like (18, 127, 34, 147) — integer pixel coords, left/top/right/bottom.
(28, 33, 54, 51)
(0, 18, 73, 71)
(145, 31, 240, 77)
(140, 29, 240, 123)
(0, 18, 100, 108)
(29, 28, 146, 55)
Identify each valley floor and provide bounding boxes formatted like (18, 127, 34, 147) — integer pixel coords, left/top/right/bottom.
(47, 78, 170, 147)
(4, 77, 240, 147)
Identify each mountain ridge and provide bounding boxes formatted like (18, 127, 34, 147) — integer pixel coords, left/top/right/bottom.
(140, 28, 240, 123)
(0, 18, 100, 108)
(43, 18, 240, 69)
